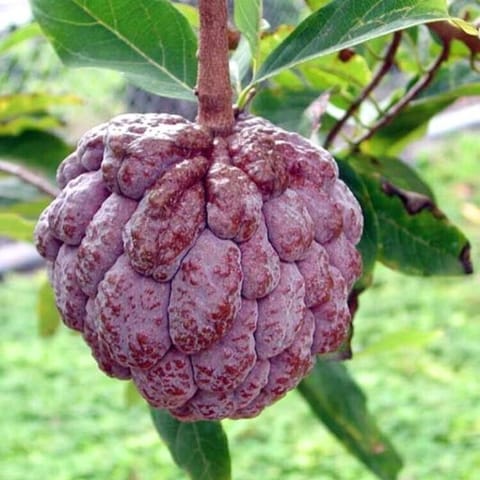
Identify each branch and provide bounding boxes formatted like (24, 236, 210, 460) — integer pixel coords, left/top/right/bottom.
(324, 32, 402, 149)
(354, 42, 450, 147)
(197, 0, 234, 136)
(429, 20, 480, 56)
(0, 160, 59, 198)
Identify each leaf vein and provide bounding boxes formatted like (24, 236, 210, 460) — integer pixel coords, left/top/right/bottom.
(71, 0, 192, 91)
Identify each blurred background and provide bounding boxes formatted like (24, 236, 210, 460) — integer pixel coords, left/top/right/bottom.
(1, 1, 480, 479)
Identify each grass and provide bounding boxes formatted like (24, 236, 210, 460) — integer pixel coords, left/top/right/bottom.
(1, 131, 479, 480)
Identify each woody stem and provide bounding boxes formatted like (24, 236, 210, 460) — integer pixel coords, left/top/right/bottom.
(197, 0, 234, 136)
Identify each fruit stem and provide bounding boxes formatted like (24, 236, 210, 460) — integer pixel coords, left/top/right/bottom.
(197, 0, 234, 136)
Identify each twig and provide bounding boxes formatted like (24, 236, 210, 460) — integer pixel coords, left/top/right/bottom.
(0, 159, 59, 198)
(353, 42, 450, 147)
(324, 32, 402, 149)
(197, 0, 234, 136)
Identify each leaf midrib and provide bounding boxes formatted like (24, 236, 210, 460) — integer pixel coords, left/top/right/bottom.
(39, 0, 193, 93)
(75, 0, 193, 91)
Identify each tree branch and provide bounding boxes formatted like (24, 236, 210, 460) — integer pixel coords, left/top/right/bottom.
(324, 32, 402, 149)
(0, 160, 59, 198)
(353, 42, 450, 147)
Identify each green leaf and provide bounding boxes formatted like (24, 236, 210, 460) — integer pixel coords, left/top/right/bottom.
(337, 158, 379, 291)
(253, 26, 373, 129)
(0, 22, 43, 54)
(124, 381, 144, 407)
(298, 361, 403, 480)
(257, 25, 304, 89)
(37, 278, 61, 337)
(0, 92, 80, 142)
(234, 0, 262, 67)
(255, 0, 449, 82)
(306, 0, 333, 11)
(230, 37, 253, 93)
(348, 155, 473, 276)
(252, 87, 319, 133)
(0, 93, 82, 121)
(151, 408, 231, 480)
(0, 198, 51, 219)
(0, 115, 63, 136)
(348, 155, 435, 199)
(257, 24, 372, 109)
(173, 2, 199, 29)
(30, 0, 197, 100)
(301, 51, 372, 93)
(0, 213, 35, 242)
(0, 130, 73, 173)
(450, 17, 480, 36)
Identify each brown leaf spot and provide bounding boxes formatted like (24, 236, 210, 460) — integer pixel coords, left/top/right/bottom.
(381, 180, 445, 219)
(460, 243, 474, 274)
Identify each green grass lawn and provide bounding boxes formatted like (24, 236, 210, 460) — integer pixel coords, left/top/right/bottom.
(1, 132, 479, 480)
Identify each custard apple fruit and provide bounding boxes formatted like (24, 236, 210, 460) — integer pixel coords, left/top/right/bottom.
(34, 113, 363, 421)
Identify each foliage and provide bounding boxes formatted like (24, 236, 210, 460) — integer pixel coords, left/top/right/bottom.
(30, 0, 198, 100)
(0, 212, 36, 241)
(298, 361, 403, 480)
(255, 0, 450, 82)
(2, 0, 479, 479)
(151, 409, 231, 480)
(36, 278, 61, 337)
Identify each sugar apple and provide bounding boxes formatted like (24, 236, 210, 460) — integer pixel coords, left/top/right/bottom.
(34, 113, 363, 421)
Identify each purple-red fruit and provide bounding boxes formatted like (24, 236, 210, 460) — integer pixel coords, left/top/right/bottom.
(34, 113, 363, 421)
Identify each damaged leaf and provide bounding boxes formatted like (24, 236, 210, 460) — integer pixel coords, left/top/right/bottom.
(346, 154, 473, 276)
(380, 181, 444, 218)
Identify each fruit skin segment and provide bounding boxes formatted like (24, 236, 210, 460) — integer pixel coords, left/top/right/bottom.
(34, 112, 363, 421)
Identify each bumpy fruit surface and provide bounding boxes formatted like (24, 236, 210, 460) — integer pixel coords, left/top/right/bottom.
(34, 113, 363, 421)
